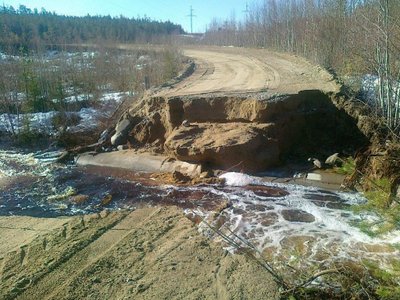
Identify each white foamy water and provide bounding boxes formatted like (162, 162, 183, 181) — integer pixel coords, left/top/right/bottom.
(219, 172, 258, 186)
(0, 149, 64, 178)
(196, 172, 400, 265)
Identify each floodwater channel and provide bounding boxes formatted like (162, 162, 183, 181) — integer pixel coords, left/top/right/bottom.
(0, 148, 399, 270)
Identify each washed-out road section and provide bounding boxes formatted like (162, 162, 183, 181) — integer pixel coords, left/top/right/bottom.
(1, 46, 341, 299)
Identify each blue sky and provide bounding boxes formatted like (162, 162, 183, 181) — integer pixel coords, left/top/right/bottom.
(3, 0, 252, 33)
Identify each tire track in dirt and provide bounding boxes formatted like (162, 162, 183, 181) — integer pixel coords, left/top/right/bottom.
(157, 46, 339, 97)
(15, 208, 162, 300)
(1, 207, 280, 300)
(0, 211, 129, 300)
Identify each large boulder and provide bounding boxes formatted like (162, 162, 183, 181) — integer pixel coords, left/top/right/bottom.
(111, 114, 137, 146)
(164, 122, 280, 172)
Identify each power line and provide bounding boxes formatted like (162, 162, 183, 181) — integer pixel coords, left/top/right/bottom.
(186, 5, 196, 34)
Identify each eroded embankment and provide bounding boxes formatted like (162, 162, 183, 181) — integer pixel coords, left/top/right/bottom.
(110, 91, 368, 172)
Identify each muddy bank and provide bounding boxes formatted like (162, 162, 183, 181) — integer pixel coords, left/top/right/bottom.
(0, 207, 279, 300)
(109, 90, 368, 173)
(330, 92, 400, 192)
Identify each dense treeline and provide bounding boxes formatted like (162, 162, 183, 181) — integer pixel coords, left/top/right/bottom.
(204, 0, 400, 132)
(0, 4, 184, 53)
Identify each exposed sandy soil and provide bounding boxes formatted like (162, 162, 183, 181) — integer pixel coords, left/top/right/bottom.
(0, 207, 279, 300)
(158, 46, 340, 97)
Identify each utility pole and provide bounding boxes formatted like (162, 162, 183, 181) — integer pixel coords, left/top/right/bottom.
(243, 2, 249, 23)
(187, 5, 196, 34)
(243, 2, 249, 14)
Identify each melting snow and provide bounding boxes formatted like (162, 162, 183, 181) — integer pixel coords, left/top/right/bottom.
(0, 91, 131, 135)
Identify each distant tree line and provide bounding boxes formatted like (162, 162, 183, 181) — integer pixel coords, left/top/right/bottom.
(0, 4, 185, 53)
(203, 0, 400, 132)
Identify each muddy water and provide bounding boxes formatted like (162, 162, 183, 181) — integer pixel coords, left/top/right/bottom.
(1, 149, 399, 269)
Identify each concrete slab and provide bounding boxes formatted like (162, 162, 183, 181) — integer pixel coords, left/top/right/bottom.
(76, 150, 202, 177)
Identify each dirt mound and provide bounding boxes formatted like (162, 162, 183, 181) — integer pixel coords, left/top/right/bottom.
(0, 207, 279, 299)
(165, 122, 279, 171)
(110, 91, 367, 172)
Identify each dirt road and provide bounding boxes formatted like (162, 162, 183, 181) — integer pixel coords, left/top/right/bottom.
(161, 46, 340, 96)
(0, 207, 278, 300)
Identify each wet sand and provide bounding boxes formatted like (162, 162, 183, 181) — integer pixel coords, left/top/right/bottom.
(0, 207, 279, 299)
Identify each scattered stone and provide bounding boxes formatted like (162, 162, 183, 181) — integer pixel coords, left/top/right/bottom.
(100, 194, 113, 206)
(246, 204, 274, 212)
(304, 193, 348, 209)
(181, 120, 190, 127)
(308, 157, 322, 169)
(304, 193, 342, 202)
(246, 185, 289, 198)
(69, 194, 90, 204)
(261, 212, 279, 226)
(325, 152, 340, 166)
(172, 171, 191, 183)
(326, 202, 350, 209)
(200, 171, 212, 178)
(111, 132, 124, 146)
(111, 114, 135, 146)
(280, 235, 316, 256)
(281, 209, 315, 223)
(117, 145, 128, 151)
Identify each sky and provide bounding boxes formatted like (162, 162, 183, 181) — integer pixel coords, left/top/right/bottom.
(3, 0, 252, 33)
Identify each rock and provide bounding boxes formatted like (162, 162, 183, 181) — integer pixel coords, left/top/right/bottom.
(111, 132, 125, 146)
(111, 114, 135, 146)
(100, 194, 113, 206)
(260, 212, 279, 226)
(245, 185, 289, 198)
(98, 129, 111, 144)
(325, 153, 340, 165)
(164, 122, 279, 172)
(115, 118, 132, 133)
(281, 209, 315, 223)
(308, 157, 322, 169)
(117, 145, 128, 151)
(69, 194, 90, 204)
(181, 120, 190, 127)
(280, 235, 316, 256)
(172, 171, 191, 183)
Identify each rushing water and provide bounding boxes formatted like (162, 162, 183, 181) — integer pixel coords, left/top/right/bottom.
(0, 148, 399, 268)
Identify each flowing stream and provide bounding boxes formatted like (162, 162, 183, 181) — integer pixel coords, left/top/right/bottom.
(0, 148, 399, 269)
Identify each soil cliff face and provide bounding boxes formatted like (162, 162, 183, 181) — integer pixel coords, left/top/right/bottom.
(112, 90, 368, 172)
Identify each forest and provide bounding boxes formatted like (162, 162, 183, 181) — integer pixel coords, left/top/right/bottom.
(0, 4, 184, 52)
(204, 0, 400, 133)
(0, 5, 185, 144)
